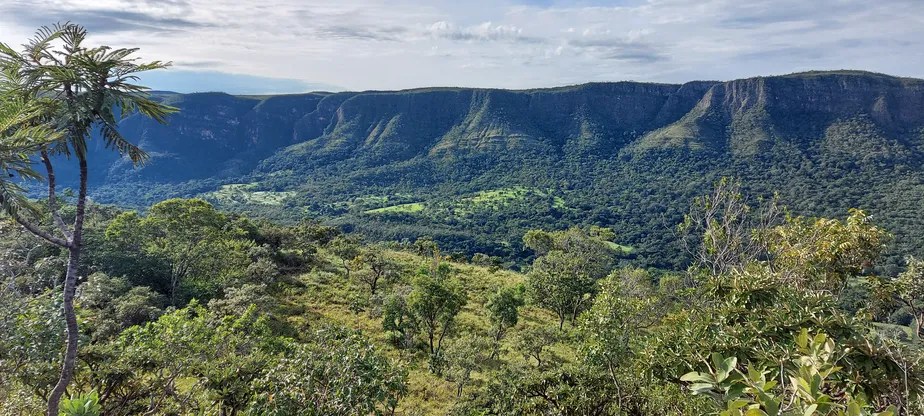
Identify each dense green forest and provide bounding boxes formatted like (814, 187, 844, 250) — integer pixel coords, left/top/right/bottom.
(3, 24, 924, 416)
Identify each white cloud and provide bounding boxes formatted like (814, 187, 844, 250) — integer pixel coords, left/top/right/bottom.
(0, 0, 921, 91)
(425, 21, 530, 42)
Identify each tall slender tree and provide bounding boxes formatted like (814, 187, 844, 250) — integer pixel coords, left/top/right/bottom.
(0, 23, 175, 415)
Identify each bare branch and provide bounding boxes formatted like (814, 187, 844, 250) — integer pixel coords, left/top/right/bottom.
(9, 210, 69, 248)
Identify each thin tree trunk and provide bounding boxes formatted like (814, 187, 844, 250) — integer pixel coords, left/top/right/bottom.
(914, 313, 924, 341)
(491, 326, 503, 359)
(40, 150, 71, 239)
(170, 270, 179, 307)
(46, 155, 88, 416)
(436, 320, 452, 355)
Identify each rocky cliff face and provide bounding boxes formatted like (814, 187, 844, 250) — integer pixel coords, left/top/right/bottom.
(634, 71, 924, 156)
(108, 92, 328, 182)
(283, 81, 718, 165)
(81, 71, 924, 186)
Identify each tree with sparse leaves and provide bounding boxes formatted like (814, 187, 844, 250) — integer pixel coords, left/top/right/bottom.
(408, 262, 467, 362)
(444, 334, 493, 397)
(512, 326, 558, 368)
(486, 285, 524, 358)
(352, 249, 398, 295)
(330, 235, 361, 279)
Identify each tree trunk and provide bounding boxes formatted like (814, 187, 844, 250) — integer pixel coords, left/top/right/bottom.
(491, 326, 503, 359)
(570, 298, 583, 326)
(915, 313, 924, 341)
(46, 156, 88, 416)
(170, 271, 180, 307)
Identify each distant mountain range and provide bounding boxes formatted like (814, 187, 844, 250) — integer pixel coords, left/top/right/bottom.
(68, 70, 924, 269)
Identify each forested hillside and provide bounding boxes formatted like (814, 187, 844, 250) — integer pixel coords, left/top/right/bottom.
(78, 71, 924, 271)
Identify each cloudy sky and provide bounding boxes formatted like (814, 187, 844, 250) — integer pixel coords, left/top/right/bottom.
(0, 0, 922, 93)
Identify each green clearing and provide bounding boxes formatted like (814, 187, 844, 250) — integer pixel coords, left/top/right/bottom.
(365, 202, 426, 214)
(208, 183, 296, 206)
(466, 187, 532, 204)
(363, 187, 567, 217)
(606, 241, 635, 254)
(461, 187, 566, 210)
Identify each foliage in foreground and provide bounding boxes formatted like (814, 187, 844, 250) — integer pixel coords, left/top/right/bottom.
(2, 182, 924, 415)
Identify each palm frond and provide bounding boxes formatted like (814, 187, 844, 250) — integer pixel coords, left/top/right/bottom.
(0, 179, 39, 218)
(110, 89, 177, 123)
(69, 45, 177, 124)
(100, 119, 147, 165)
(24, 24, 64, 63)
(0, 94, 44, 218)
(0, 42, 27, 69)
(56, 23, 86, 55)
(0, 148, 40, 180)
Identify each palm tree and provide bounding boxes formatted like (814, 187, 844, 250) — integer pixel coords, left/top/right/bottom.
(0, 23, 176, 415)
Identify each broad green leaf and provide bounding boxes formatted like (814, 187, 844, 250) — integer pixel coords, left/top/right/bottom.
(717, 356, 738, 382)
(689, 383, 714, 394)
(846, 401, 861, 416)
(681, 371, 714, 383)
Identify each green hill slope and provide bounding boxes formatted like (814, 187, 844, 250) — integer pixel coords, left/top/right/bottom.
(81, 71, 924, 270)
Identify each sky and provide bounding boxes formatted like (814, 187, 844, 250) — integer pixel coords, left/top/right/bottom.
(0, 0, 922, 94)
